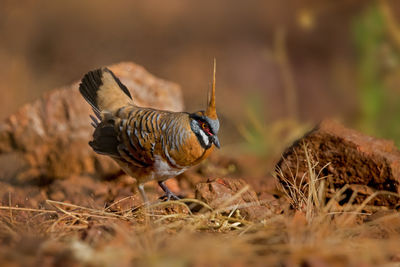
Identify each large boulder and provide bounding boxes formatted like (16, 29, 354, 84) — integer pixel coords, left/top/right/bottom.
(0, 62, 183, 184)
(275, 119, 400, 207)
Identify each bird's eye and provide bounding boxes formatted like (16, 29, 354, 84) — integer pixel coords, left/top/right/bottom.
(201, 122, 207, 129)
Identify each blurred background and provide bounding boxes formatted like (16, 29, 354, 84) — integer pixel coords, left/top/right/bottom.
(1, 0, 400, 156)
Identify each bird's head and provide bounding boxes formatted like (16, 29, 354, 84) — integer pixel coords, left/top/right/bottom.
(190, 60, 220, 149)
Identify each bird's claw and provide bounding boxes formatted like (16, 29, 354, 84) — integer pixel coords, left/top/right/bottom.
(159, 192, 180, 201)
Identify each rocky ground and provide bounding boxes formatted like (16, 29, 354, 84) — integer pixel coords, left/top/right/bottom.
(1, 62, 400, 266)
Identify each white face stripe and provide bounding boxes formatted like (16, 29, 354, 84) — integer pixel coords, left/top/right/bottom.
(190, 118, 212, 148)
(199, 128, 209, 146)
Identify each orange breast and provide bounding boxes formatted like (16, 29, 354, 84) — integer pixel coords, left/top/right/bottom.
(167, 124, 214, 167)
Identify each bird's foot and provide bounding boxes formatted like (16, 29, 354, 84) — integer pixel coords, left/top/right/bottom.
(158, 181, 180, 201)
(159, 191, 180, 201)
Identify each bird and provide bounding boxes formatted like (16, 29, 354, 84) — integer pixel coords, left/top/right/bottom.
(78, 62, 220, 203)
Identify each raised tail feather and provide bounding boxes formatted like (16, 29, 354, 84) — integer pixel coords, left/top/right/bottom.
(79, 67, 134, 157)
(79, 68, 133, 115)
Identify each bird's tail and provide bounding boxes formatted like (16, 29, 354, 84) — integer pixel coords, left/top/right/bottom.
(79, 68, 134, 115)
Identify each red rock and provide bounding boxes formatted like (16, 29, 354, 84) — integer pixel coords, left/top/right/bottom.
(275, 119, 400, 207)
(195, 177, 278, 221)
(0, 62, 183, 184)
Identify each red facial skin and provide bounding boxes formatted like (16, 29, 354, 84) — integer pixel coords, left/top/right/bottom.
(199, 121, 213, 136)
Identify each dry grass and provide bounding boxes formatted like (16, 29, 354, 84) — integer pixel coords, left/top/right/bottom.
(1, 148, 400, 266)
(1, 199, 400, 266)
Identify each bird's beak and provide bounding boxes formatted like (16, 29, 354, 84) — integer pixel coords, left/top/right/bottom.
(211, 136, 220, 149)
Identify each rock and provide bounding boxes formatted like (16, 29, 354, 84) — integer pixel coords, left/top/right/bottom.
(0, 181, 46, 209)
(275, 119, 400, 207)
(195, 177, 276, 221)
(0, 62, 183, 184)
(47, 175, 110, 206)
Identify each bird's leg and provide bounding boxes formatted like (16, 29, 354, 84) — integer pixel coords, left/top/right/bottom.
(158, 181, 180, 201)
(137, 183, 149, 204)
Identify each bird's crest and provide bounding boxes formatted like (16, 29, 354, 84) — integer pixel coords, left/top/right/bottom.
(205, 59, 217, 120)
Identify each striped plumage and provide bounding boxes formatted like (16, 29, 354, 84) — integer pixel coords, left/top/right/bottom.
(79, 65, 220, 202)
